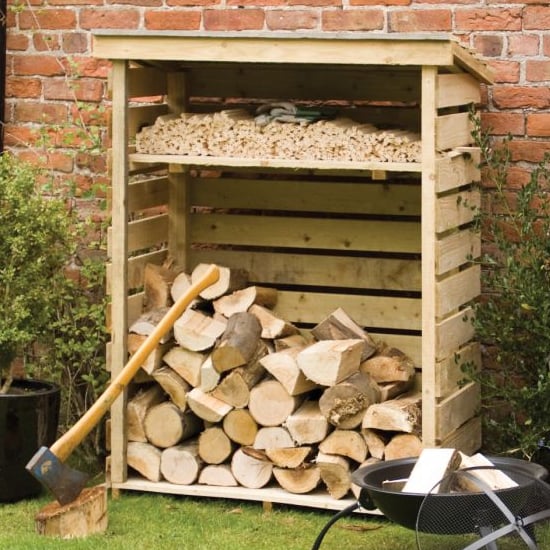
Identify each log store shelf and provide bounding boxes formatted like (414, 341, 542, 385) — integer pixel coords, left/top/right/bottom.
(92, 32, 493, 511)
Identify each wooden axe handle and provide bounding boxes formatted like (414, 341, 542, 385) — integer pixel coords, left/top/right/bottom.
(51, 264, 220, 462)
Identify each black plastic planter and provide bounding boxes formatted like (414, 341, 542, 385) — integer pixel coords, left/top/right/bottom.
(0, 379, 60, 502)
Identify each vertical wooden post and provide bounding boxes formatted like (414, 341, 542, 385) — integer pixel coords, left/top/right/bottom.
(109, 59, 129, 484)
(421, 65, 438, 448)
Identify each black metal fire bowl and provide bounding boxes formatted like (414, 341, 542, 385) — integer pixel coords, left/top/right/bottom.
(351, 456, 549, 533)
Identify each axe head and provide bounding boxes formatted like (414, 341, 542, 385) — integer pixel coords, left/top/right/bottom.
(26, 446, 89, 505)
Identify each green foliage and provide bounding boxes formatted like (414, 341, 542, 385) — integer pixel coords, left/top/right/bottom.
(469, 117, 550, 459)
(0, 153, 75, 383)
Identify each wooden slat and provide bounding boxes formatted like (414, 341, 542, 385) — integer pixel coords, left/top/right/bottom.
(190, 177, 421, 217)
(435, 342, 480, 399)
(436, 112, 474, 151)
(120, 214, 169, 255)
(436, 73, 481, 109)
(129, 104, 168, 139)
(435, 307, 475, 361)
(435, 229, 480, 275)
(435, 151, 480, 194)
(128, 66, 167, 98)
(435, 381, 480, 440)
(273, 290, 421, 332)
(435, 189, 479, 234)
(189, 249, 422, 292)
(128, 176, 169, 212)
(435, 265, 481, 317)
(439, 416, 482, 455)
(190, 214, 421, 254)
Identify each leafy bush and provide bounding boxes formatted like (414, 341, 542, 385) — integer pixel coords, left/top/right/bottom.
(469, 118, 550, 459)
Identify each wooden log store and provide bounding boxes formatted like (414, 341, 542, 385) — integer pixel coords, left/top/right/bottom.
(93, 32, 494, 511)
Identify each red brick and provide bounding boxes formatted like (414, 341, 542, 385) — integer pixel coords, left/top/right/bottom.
(15, 101, 68, 124)
(389, 9, 451, 32)
(19, 9, 76, 29)
(473, 34, 503, 57)
(289, 0, 340, 5)
(204, 9, 264, 30)
(44, 78, 104, 102)
(7, 33, 30, 51)
(110, 0, 161, 5)
(455, 8, 522, 31)
(524, 6, 550, 30)
(62, 32, 89, 54)
(69, 57, 112, 79)
(492, 86, 550, 110)
(508, 140, 550, 163)
(322, 9, 384, 31)
(2, 125, 38, 147)
(526, 114, 550, 138)
(13, 55, 66, 77)
(33, 34, 61, 52)
(481, 112, 524, 136)
(168, 0, 218, 5)
(526, 61, 550, 83)
(227, 0, 285, 4)
(544, 35, 550, 57)
(507, 33, 539, 57)
(48, 0, 102, 4)
(351, 0, 409, 5)
(5, 76, 42, 98)
(145, 10, 202, 29)
(487, 60, 520, 83)
(266, 10, 318, 30)
(70, 103, 110, 127)
(79, 8, 140, 29)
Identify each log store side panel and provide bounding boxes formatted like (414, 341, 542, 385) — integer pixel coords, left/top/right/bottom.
(96, 32, 493, 510)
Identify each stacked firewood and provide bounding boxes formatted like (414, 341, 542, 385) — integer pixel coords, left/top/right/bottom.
(135, 109, 422, 163)
(125, 263, 421, 500)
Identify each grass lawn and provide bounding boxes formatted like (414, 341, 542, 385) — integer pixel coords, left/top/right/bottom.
(0, 488, 418, 550)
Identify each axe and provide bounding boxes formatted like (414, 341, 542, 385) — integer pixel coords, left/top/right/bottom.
(26, 264, 220, 505)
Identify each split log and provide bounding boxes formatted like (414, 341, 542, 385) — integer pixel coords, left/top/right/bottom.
(211, 312, 262, 373)
(173, 309, 227, 352)
(213, 286, 278, 317)
(128, 334, 170, 375)
(127, 384, 166, 443)
(129, 307, 172, 344)
(297, 339, 365, 386)
(127, 441, 162, 482)
(285, 400, 331, 445)
(260, 347, 318, 396)
(170, 271, 199, 309)
(319, 430, 368, 464)
(191, 263, 248, 300)
(144, 402, 203, 448)
(249, 304, 300, 339)
(199, 356, 220, 392)
(249, 379, 303, 427)
(231, 447, 273, 489)
(223, 409, 259, 446)
(384, 433, 423, 461)
(316, 452, 351, 499)
(198, 426, 234, 465)
(160, 441, 202, 485)
(361, 428, 389, 460)
(403, 448, 461, 494)
(265, 447, 312, 468)
(318, 372, 380, 429)
(273, 465, 321, 494)
(360, 347, 416, 384)
(163, 346, 207, 387)
(378, 380, 413, 402)
(198, 464, 238, 487)
(254, 426, 294, 450)
(274, 333, 312, 352)
(312, 308, 377, 361)
(457, 452, 518, 491)
(35, 486, 108, 538)
(143, 262, 178, 310)
(362, 392, 422, 433)
(151, 366, 190, 410)
(186, 387, 233, 422)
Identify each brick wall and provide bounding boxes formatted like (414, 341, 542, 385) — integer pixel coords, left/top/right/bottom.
(4, 2, 549, 200)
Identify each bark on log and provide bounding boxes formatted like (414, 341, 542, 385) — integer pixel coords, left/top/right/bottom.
(312, 308, 377, 362)
(143, 262, 178, 310)
(151, 366, 190, 410)
(160, 441, 203, 485)
(318, 429, 368, 464)
(249, 304, 300, 339)
(383, 433, 423, 461)
(162, 346, 207, 388)
(285, 400, 331, 445)
(198, 426, 234, 465)
(144, 402, 203, 448)
(360, 347, 416, 384)
(273, 465, 321, 494)
(128, 334, 170, 375)
(198, 464, 238, 487)
(361, 428, 389, 460)
(362, 392, 422, 433)
(127, 384, 166, 443)
(213, 286, 278, 318)
(191, 263, 248, 300)
(274, 333, 312, 352)
(186, 387, 233, 423)
(297, 339, 365, 386)
(316, 452, 351, 499)
(173, 309, 227, 352)
(129, 307, 172, 344)
(231, 447, 273, 489)
(127, 441, 162, 482)
(248, 379, 303, 427)
(318, 371, 380, 429)
(222, 409, 259, 446)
